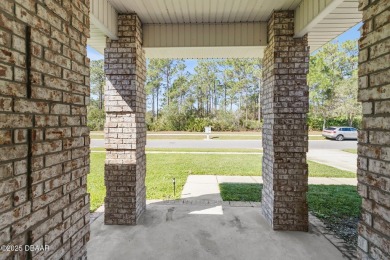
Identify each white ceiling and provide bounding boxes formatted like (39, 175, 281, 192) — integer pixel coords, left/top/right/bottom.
(144, 46, 265, 59)
(107, 0, 301, 23)
(308, 0, 361, 51)
(89, 0, 361, 57)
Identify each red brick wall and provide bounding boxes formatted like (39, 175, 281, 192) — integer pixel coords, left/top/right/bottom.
(0, 0, 90, 259)
(357, 0, 390, 259)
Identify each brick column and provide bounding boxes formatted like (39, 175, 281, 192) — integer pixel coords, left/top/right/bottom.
(0, 0, 90, 259)
(357, 1, 390, 259)
(261, 11, 309, 231)
(104, 14, 146, 225)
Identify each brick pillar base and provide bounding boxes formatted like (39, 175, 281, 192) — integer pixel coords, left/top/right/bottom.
(104, 14, 146, 225)
(261, 11, 309, 231)
(357, 1, 390, 259)
(104, 164, 146, 225)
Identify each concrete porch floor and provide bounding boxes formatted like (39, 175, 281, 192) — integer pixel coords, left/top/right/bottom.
(88, 201, 345, 260)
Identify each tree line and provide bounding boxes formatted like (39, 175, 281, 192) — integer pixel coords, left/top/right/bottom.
(308, 40, 360, 129)
(145, 59, 262, 131)
(87, 40, 361, 131)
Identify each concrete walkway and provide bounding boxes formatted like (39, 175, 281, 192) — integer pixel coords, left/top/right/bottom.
(308, 149, 357, 172)
(181, 175, 357, 200)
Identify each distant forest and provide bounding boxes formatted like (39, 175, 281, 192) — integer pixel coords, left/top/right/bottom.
(88, 40, 361, 131)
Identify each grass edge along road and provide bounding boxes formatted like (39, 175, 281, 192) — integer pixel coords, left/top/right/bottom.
(90, 131, 326, 141)
(91, 147, 263, 153)
(343, 149, 357, 154)
(88, 152, 356, 212)
(219, 183, 361, 247)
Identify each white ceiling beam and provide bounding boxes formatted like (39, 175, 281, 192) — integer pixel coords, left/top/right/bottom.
(143, 22, 268, 48)
(142, 22, 267, 58)
(144, 46, 265, 59)
(294, 0, 344, 38)
(90, 0, 118, 40)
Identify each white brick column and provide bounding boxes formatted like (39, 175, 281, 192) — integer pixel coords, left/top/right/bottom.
(261, 11, 310, 231)
(104, 14, 147, 225)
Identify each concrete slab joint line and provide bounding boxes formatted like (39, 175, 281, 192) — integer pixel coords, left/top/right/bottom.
(104, 13, 147, 225)
(260, 10, 310, 232)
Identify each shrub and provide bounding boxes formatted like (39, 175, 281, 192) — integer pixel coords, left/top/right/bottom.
(87, 106, 105, 131)
(186, 117, 212, 132)
(211, 112, 239, 131)
(242, 120, 262, 131)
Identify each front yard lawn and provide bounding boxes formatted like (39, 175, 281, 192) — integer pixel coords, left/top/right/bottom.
(88, 153, 356, 211)
(219, 183, 361, 247)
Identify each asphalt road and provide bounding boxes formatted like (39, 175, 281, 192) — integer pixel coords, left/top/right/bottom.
(91, 139, 357, 150)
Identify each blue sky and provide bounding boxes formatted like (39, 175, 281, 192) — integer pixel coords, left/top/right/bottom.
(334, 22, 361, 42)
(87, 23, 361, 72)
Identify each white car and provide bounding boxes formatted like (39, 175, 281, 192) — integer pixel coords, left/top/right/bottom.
(322, 126, 358, 141)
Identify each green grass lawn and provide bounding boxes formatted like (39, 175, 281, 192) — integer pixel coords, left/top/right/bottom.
(88, 153, 105, 212)
(219, 183, 361, 246)
(88, 153, 261, 211)
(220, 183, 261, 202)
(88, 153, 355, 211)
(146, 148, 263, 152)
(307, 185, 361, 219)
(308, 160, 355, 178)
(90, 147, 106, 151)
(146, 153, 261, 200)
(219, 183, 361, 219)
(343, 149, 357, 154)
(91, 147, 263, 153)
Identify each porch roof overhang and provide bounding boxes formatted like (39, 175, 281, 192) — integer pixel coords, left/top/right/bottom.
(87, 0, 361, 59)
